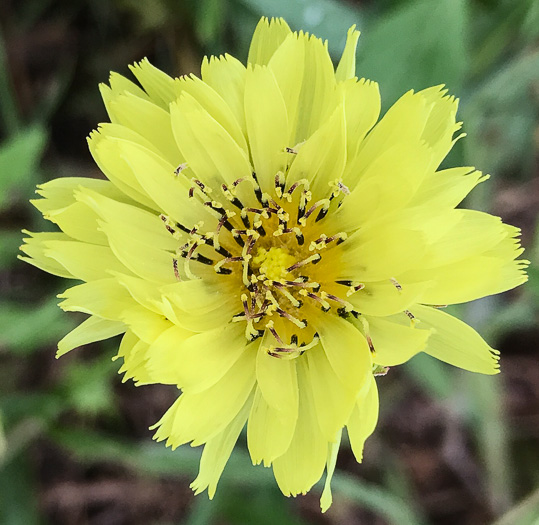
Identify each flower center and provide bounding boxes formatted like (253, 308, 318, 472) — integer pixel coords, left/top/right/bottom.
(252, 247, 296, 281)
(160, 166, 368, 358)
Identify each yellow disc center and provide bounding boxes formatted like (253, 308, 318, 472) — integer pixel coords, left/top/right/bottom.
(252, 247, 296, 281)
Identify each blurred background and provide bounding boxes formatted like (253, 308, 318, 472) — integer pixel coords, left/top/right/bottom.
(0, 0, 538, 524)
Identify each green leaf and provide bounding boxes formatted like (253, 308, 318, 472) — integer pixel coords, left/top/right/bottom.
(356, 0, 469, 107)
(0, 126, 47, 209)
(0, 230, 23, 270)
(329, 473, 427, 525)
(463, 50, 539, 177)
(492, 488, 539, 525)
(0, 455, 40, 525)
(59, 355, 119, 416)
(0, 298, 75, 355)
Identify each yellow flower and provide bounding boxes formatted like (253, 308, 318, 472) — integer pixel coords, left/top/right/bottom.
(20, 17, 527, 511)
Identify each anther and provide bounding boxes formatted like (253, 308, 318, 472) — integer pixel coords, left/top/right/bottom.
(274, 171, 286, 198)
(285, 253, 321, 273)
(275, 308, 307, 329)
(390, 278, 402, 291)
(172, 258, 181, 281)
(174, 163, 188, 175)
(404, 310, 417, 326)
(301, 199, 330, 225)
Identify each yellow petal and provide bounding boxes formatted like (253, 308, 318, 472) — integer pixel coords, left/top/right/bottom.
(286, 103, 346, 198)
(191, 393, 252, 498)
(320, 429, 342, 513)
(418, 85, 462, 169)
(318, 315, 372, 392)
(43, 240, 128, 281)
(120, 305, 174, 345)
(410, 305, 500, 374)
(247, 17, 291, 66)
(76, 187, 178, 252)
(272, 359, 327, 496)
(116, 330, 154, 385)
(339, 225, 426, 282)
(88, 127, 159, 210)
(153, 347, 256, 447)
(129, 58, 176, 109)
(411, 167, 487, 210)
(19, 231, 75, 279)
(58, 278, 135, 320)
(335, 25, 360, 82)
(247, 386, 297, 466)
(268, 33, 305, 142)
(364, 315, 432, 366)
(153, 323, 248, 394)
(57, 316, 125, 357)
(403, 243, 528, 306)
(339, 77, 380, 161)
(98, 219, 177, 284)
(346, 375, 379, 463)
(108, 92, 180, 163)
(113, 138, 209, 227)
(201, 54, 247, 134)
(174, 74, 247, 152)
(99, 73, 149, 123)
(306, 343, 356, 441)
(294, 33, 337, 142)
(244, 65, 288, 190)
(170, 92, 252, 188)
(348, 280, 429, 317)
(336, 139, 432, 228)
(346, 90, 429, 187)
(417, 210, 510, 269)
(256, 335, 299, 417)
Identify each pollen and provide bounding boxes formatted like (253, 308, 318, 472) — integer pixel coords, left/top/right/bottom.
(252, 247, 296, 280)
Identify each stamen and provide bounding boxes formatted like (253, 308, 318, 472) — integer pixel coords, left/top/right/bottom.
(284, 178, 309, 202)
(404, 310, 417, 326)
(268, 281, 302, 308)
(358, 315, 376, 353)
(300, 289, 331, 312)
(320, 291, 354, 311)
(174, 163, 188, 175)
(309, 232, 347, 251)
(300, 198, 330, 225)
(265, 320, 283, 345)
(251, 172, 268, 206)
(274, 171, 286, 198)
(390, 278, 402, 291)
(285, 253, 321, 273)
(172, 258, 181, 281)
(214, 256, 244, 274)
(275, 307, 307, 329)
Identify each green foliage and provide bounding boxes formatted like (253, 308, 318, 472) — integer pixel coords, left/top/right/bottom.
(0, 127, 47, 210)
(356, 0, 469, 107)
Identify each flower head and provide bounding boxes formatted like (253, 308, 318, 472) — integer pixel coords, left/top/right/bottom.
(20, 17, 527, 511)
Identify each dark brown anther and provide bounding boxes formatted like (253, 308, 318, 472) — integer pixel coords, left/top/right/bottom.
(216, 267, 233, 275)
(175, 222, 192, 234)
(214, 245, 233, 258)
(291, 334, 298, 345)
(193, 254, 214, 265)
(337, 307, 349, 318)
(295, 232, 304, 245)
(315, 207, 329, 222)
(336, 280, 353, 286)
